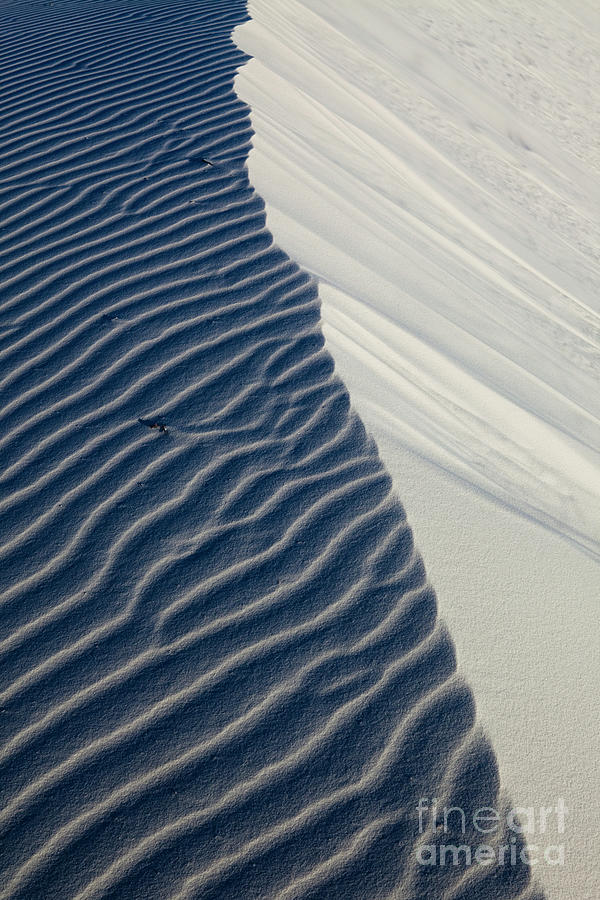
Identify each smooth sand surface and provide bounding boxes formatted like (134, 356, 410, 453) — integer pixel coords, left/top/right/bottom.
(0, 1, 541, 898)
(235, 0, 600, 556)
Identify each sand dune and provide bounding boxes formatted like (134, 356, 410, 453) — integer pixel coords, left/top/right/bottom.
(234, 0, 600, 557)
(0, 1, 540, 898)
(234, 5, 600, 897)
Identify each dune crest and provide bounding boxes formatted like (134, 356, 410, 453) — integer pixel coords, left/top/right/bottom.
(234, 0, 600, 557)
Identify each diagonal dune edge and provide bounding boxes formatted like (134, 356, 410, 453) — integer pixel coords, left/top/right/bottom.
(0, 1, 543, 898)
(231, 0, 600, 561)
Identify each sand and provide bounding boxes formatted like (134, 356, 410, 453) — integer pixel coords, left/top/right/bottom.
(0, 1, 543, 898)
(234, 2, 600, 898)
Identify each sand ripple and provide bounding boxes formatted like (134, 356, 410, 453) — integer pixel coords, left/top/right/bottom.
(0, 1, 540, 897)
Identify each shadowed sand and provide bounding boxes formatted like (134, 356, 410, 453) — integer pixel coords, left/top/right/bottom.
(0, 1, 541, 898)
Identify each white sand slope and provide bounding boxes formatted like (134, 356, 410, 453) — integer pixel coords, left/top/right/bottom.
(233, 2, 600, 898)
(0, 1, 541, 898)
(234, 0, 600, 557)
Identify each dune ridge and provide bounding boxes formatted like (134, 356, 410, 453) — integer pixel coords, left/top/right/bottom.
(0, 1, 540, 897)
(233, 0, 600, 557)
